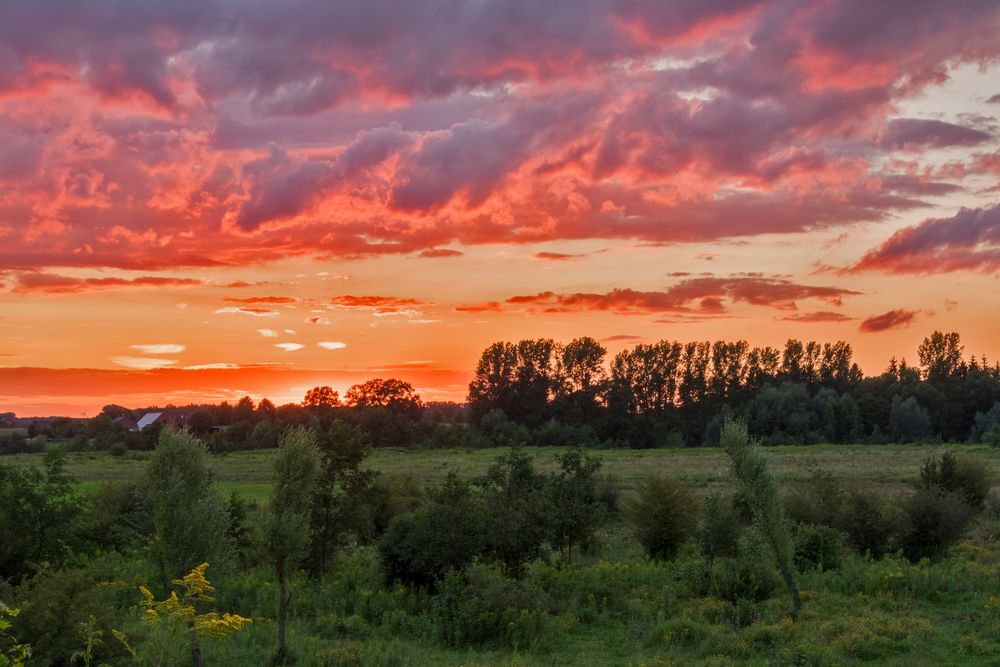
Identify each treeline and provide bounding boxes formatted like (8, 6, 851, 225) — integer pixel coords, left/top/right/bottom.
(466, 331, 1000, 447)
(5, 330, 1000, 456)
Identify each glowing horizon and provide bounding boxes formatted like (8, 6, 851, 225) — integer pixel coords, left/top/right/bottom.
(2, 1, 1000, 417)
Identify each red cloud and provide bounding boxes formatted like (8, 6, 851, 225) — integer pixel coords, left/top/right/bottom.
(533, 252, 584, 261)
(848, 204, 1000, 275)
(223, 296, 298, 304)
(454, 301, 503, 314)
(480, 276, 859, 315)
(330, 295, 425, 308)
(776, 311, 855, 323)
(0, 1, 997, 272)
(419, 248, 463, 258)
(859, 309, 919, 333)
(10, 272, 202, 294)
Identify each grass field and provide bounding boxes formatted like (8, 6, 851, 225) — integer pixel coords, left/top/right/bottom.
(5, 442, 1000, 502)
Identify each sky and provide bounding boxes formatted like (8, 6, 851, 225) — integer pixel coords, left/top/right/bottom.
(2, 0, 1000, 416)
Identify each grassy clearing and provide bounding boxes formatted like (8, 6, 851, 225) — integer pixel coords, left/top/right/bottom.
(6, 443, 1000, 499)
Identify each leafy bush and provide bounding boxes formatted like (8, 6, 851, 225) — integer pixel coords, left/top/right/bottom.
(432, 565, 555, 649)
(624, 477, 698, 560)
(899, 489, 973, 561)
(10, 561, 129, 667)
(783, 467, 844, 527)
(707, 534, 781, 605)
(480, 449, 549, 577)
(919, 450, 991, 510)
(80, 481, 154, 553)
(837, 490, 899, 559)
(793, 523, 843, 571)
(697, 492, 742, 562)
(0, 450, 82, 581)
(378, 475, 487, 587)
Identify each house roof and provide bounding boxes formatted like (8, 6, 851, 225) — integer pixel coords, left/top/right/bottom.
(136, 412, 163, 430)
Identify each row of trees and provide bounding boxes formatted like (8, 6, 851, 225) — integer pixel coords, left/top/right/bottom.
(467, 331, 1000, 446)
(9, 330, 999, 454)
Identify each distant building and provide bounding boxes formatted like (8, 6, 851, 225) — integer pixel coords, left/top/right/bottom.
(135, 412, 163, 431)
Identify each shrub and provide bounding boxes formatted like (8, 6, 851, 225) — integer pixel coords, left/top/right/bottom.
(697, 492, 742, 562)
(10, 560, 129, 666)
(783, 467, 844, 527)
(899, 489, 973, 561)
(378, 474, 487, 587)
(624, 477, 698, 560)
(837, 490, 899, 559)
(480, 449, 549, 577)
(432, 565, 554, 649)
(0, 450, 83, 582)
(707, 533, 781, 606)
(793, 523, 843, 571)
(80, 482, 154, 553)
(546, 449, 604, 563)
(919, 450, 991, 510)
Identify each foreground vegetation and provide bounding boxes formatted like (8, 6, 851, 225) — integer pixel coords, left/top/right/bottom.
(3, 417, 1000, 665)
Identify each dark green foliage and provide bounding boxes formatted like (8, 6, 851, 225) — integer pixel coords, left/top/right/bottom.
(80, 481, 153, 553)
(837, 490, 899, 559)
(919, 450, 991, 510)
(10, 561, 128, 667)
(793, 523, 844, 571)
(433, 565, 553, 648)
(267, 426, 320, 663)
(624, 476, 698, 560)
(707, 533, 781, 605)
(783, 467, 845, 527)
(889, 395, 932, 442)
(698, 492, 742, 562)
(722, 417, 802, 618)
(308, 420, 377, 575)
(480, 449, 549, 578)
(970, 403, 1000, 445)
(226, 491, 256, 567)
(546, 449, 604, 563)
(145, 428, 232, 580)
(0, 449, 82, 582)
(899, 489, 973, 561)
(378, 474, 486, 588)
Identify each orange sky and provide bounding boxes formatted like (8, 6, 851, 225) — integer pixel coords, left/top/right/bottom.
(2, 1, 1000, 416)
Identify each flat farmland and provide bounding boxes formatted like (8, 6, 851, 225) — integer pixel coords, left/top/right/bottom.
(6, 443, 999, 500)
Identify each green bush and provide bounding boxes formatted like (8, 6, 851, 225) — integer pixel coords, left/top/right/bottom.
(10, 561, 129, 667)
(378, 475, 486, 587)
(783, 467, 844, 527)
(624, 477, 698, 560)
(707, 534, 781, 606)
(432, 565, 555, 649)
(919, 450, 991, 510)
(793, 523, 843, 571)
(697, 492, 742, 562)
(899, 488, 973, 561)
(836, 490, 899, 559)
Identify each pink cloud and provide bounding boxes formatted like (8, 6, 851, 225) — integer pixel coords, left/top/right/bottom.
(859, 309, 919, 333)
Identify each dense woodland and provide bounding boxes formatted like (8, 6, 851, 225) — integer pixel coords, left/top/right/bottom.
(4, 330, 1000, 457)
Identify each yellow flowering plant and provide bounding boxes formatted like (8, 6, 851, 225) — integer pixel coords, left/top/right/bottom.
(115, 563, 251, 666)
(0, 601, 30, 667)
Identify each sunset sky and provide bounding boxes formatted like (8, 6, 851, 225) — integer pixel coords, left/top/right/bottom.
(2, 1, 1000, 416)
